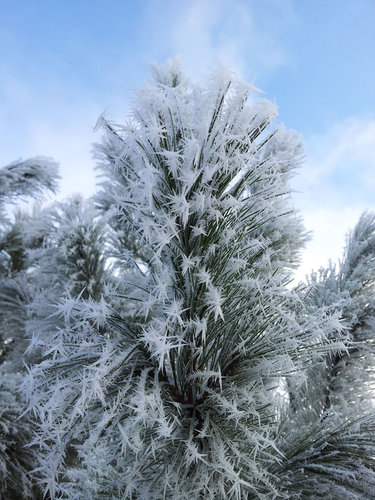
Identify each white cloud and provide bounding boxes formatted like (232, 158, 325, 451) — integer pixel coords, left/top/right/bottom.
(0, 71, 106, 201)
(27, 118, 99, 200)
(297, 117, 375, 188)
(292, 116, 375, 282)
(147, 0, 294, 80)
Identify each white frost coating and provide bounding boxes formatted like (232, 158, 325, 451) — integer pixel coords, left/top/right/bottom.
(17, 61, 375, 499)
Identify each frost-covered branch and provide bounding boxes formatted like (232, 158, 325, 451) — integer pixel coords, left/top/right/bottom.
(0, 157, 59, 203)
(21, 62, 367, 499)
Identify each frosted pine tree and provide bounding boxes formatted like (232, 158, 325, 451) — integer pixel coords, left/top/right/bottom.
(24, 62, 375, 498)
(0, 158, 59, 498)
(273, 213, 375, 498)
(289, 212, 375, 421)
(25, 194, 108, 346)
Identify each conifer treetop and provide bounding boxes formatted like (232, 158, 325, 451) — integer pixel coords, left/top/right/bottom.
(23, 62, 355, 499)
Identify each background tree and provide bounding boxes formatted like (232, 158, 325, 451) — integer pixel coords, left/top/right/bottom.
(0, 158, 59, 499)
(0, 161, 109, 499)
(273, 213, 375, 498)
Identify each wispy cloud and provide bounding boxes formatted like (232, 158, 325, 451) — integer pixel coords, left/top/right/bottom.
(0, 72, 102, 200)
(293, 116, 375, 281)
(146, 0, 294, 80)
(298, 117, 375, 190)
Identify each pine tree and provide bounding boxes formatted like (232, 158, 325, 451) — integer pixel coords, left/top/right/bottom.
(0, 162, 109, 498)
(22, 62, 375, 499)
(0, 158, 59, 498)
(20, 195, 108, 395)
(290, 213, 375, 421)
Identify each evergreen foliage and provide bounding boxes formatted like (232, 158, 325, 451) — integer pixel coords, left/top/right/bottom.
(1, 63, 375, 499)
(0, 158, 59, 499)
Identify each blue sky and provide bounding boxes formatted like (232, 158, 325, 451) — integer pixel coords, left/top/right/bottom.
(1, 0, 374, 279)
